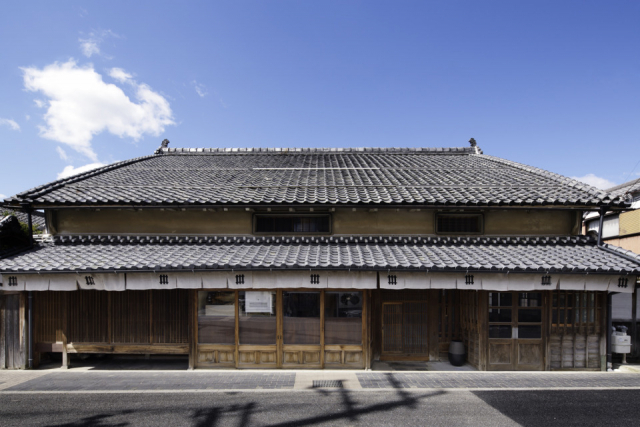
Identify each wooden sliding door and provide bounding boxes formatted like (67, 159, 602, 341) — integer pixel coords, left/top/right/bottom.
(487, 292, 545, 371)
(196, 289, 367, 369)
(380, 292, 429, 360)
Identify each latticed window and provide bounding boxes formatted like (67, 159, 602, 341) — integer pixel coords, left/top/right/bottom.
(254, 215, 331, 234)
(551, 291, 603, 335)
(436, 214, 483, 234)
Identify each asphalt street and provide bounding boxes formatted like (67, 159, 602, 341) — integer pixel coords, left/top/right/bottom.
(1, 389, 639, 427)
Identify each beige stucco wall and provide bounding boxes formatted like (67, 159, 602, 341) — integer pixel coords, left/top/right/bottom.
(604, 235, 640, 255)
(52, 208, 577, 236)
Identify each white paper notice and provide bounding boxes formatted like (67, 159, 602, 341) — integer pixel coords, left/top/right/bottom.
(245, 291, 273, 313)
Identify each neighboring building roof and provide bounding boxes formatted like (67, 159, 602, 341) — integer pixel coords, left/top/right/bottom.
(1, 234, 638, 274)
(0, 207, 46, 231)
(606, 178, 640, 202)
(2, 146, 627, 208)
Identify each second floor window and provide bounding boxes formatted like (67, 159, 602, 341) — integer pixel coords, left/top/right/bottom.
(436, 213, 483, 234)
(254, 215, 331, 234)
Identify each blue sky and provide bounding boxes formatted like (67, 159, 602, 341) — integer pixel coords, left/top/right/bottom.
(1, 1, 639, 200)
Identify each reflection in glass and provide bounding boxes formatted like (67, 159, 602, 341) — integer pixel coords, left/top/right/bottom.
(489, 292, 512, 307)
(489, 309, 512, 323)
(518, 293, 541, 307)
(197, 291, 235, 344)
(519, 325, 542, 339)
(283, 292, 320, 345)
(489, 325, 512, 338)
(239, 291, 277, 345)
(325, 292, 362, 345)
(518, 309, 542, 323)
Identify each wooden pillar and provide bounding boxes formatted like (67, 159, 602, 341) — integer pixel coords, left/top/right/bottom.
(0, 295, 5, 369)
(632, 285, 638, 358)
(428, 290, 440, 361)
(320, 290, 325, 369)
(364, 289, 371, 370)
(19, 293, 26, 369)
(477, 291, 488, 371)
(188, 289, 196, 370)
(61, 331, 68, 369)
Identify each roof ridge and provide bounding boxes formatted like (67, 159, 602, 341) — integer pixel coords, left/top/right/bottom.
(48, 234, 595, 246)
(477, 154, 617, 203)
(157, 147, 475, 154)
(5, 154, 160, 205)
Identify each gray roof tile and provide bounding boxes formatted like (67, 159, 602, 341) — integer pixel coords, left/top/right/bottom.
(3, 147, 626, 208)
(0, 235, 638, 274)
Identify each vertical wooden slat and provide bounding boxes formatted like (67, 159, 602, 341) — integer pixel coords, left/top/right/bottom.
(0, 295, 5, 369)
(234, 290, 239, 369)
(188, 289, 196, 370)
(320, 289, 325, 369)
(428, 290, 440, 361)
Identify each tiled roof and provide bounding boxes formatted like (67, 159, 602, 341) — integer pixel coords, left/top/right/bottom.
(1, 235, 638, 274)
(0, 208, 46, 231)
(607, 178, 640, 198)
(3, 146, 626, 208)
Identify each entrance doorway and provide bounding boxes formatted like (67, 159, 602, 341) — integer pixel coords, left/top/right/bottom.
(487, 292, 545, 371)
(380, 292, 429, 360)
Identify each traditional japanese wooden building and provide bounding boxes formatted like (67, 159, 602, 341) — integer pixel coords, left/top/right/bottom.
(1, 141, 639, 371)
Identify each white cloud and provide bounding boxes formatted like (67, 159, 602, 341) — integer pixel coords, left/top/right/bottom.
(22, 60, 175, 161)
(79, 40, 100, 58)
(25, 115, 30, 121)
(571, 174, 617, 190)
(34, 99, 46, 108)
(78, 29, 119, 58)
(109, 67, 133, 84)
(0, 194, 6, 201)
(57, 162, 105, 179)
(192, 80, 207, 97)
(56, 146, 69, 161)
(0, 118, 20, 131)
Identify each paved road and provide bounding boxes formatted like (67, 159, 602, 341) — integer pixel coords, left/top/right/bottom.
(1, 389, 639, 426)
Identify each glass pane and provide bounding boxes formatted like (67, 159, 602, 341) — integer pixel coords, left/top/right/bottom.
(489, 309, 512, 323)
(518, 309, 542, 323)
(489, 292, 512, 307)
(552, 293, 558, 307)
(552, 310, 558, 324)
(325, 292, 362, 345)
(519, 325, 541, 339)
(239, 291, 276, 345)
(198, 291, 235, 344)
(559, 309, 565, 325)
(283, 292, 320, 345)
(518, 293, 541, 307)
(489, 325, 512, 338)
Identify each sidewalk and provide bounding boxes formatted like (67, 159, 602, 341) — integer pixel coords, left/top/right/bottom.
(1, 369, 639, 393)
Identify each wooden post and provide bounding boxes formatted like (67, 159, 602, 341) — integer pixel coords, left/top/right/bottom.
(632, 286, 638, 358)
(320, 289, 325, 369)
(0, 295, 5, 369)
(427, 290, 440, 361)
(19, 293, 26, 368)
(363, 289, 370, 370)
(61, 331, 69, 369)
(188, 290, 196, 370)
(235, 290, 239, 369)
(477, 291, 488, 371)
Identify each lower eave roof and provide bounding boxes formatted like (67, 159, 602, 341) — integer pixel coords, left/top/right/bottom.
(1, 235, 639, 274)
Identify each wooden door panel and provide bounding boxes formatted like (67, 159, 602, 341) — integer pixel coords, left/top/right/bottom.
(382, 303, 403, 353)
(488, 341, 513, 367)
(517, 342, 543, 370)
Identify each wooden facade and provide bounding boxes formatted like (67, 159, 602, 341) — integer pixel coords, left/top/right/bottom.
(0, 286, 610, 371)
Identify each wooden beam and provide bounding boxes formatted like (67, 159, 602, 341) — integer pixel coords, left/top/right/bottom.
(66, 343, 189, 354)
(188, 289, 197, 369)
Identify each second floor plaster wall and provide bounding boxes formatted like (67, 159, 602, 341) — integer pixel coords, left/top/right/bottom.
(50, 207, 580, 237)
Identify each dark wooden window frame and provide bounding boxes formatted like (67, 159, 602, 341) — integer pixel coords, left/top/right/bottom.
(253, 213, 333, 235)
(435, 212, 484, 235)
